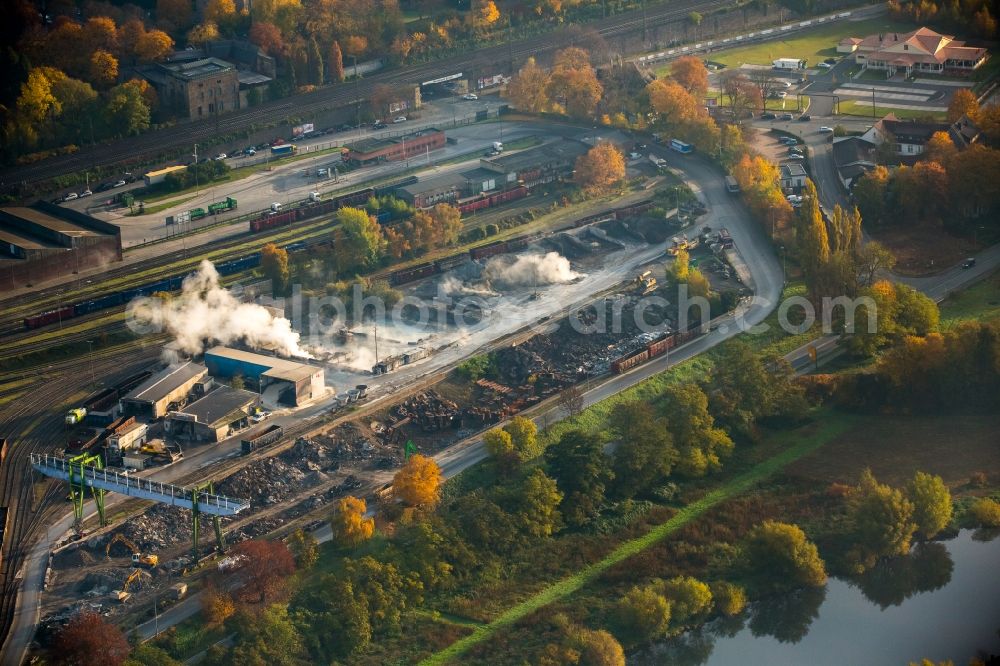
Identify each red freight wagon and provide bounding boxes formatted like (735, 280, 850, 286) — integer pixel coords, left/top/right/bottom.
(646, 336, 672, 359)
(470, 241, 508, 260)
(391, 263, 437, 285)
(611, 349, 650, 374)
(24, 305, 75, 329)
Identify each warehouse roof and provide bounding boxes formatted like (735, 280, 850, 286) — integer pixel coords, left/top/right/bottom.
(124, 362, 208, 403)
(398, 172, 464, 197)
(481, 139, 588, 173)
(179, 385, 259, 425)
(205, 346, 319, 384)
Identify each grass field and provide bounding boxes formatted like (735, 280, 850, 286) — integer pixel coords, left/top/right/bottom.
(838, 99, 947, 121)
(786, 412, 1000, 488)
(687, 16, 919, 69)
(706, 91, 810, 112)
(421, 410, 859, 665)
(939, 269, 1000, 325)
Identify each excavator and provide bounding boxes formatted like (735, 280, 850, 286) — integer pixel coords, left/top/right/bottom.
(114, 568, 146, 602)
(105, 533, 159, 568)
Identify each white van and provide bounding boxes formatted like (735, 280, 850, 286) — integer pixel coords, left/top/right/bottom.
(270, 202, 282, 212)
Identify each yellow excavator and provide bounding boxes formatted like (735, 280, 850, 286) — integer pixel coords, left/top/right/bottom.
(114, 568, 146, 602)
(105, 533, 159, 568)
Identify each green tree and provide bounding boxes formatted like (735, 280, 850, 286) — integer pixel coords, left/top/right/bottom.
(893, 283, 940, 336)
(333, 207, 387, 273)
(106, 80, 151, 136)
(743, 521, 827, 592)
(343, 556, 412, 633)
(795, 179, 830, 286)
(124, 645, 181, 666)
(709, 339, 806, 432)
(848, 469, 917, 572)
(506, 415, 540, 461)
(544, 429, 613, 527)
(908, 472, 952, 540)
(287, 528, 319, 569)
(609, 401, 676, 497)
(662, 383, 733, 477)
(261, 242, 290, 294)
(515, 468, 563, 538)
(670, 248, 690, 282)
(292, 578, 371, 660)
(660, 576, 713, 627)
(227, 605, 305, 665)
(614, 585, 671, 645)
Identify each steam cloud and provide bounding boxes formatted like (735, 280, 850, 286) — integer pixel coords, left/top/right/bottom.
(483, 252, 579, 288)
(137, 260, 311, 359)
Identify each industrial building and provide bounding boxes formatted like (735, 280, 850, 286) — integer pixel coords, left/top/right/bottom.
(165, 385, 260, 442)
(105, 420, 148, 458)
(145, 57, 241, 121)
(204, 346, 325, 406)
(346, 128, 446, 165)
(0, 202, 123, 293)
(478, 139, 588, 188)
(120, 362, 209, 419)
(397, 172, 465, 208)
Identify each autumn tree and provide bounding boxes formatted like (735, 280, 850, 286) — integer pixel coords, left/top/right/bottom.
(287, 528, 319, 569)
(506, 57, 550, 113)
(671, 56, 709, 97)
(575, 628, 625, 666)
(709, 581, 746, 616)
(293, 578, 372, 659)
(471, 0, 501, 31)
(847, 469, 917, 572)
(795, 179, 831, 286)
(230, 539, 297, 604)
(660, 576, 713, 628)
(544, 429, 613, 527)
(609, 401, 676, 497)
(328, 40, 344, 82)
(720, 70, 762, 120)
(331, 495, 375, 546)
(947, 88, 979, 123)
(106, 80, 150, 136)
(157, 0, 194, 33)
(393, 453, 443, 507)
(548, 47, 603, 118)
(970, 498, 1000, 527)
(124, 646, 181, 666)
(89, 50, 119, 88)
(615, 584, 671, 645)
(227, 605, 306, 665)
(201, 585, 236, 626)
(187, 21, 220, 46)
(134, 28, 175, 62)
(574, 142, 625, 194)
(332, 206, 387, 273)
(743, 521, 827, 592)
(204, 0, 238, 32)
(647, 78, 700, 124)
(924, 131, 957, 164)
(908, 471, 952, 540)
(261, 242, 290, 294)
(51, 612, 130, 666)
(429, 203, 462, 245)
(249, 22, 285, 56)
(484, 426, 517, 471)
(853, 165, 890, 227)
(557, 384, 584, 417)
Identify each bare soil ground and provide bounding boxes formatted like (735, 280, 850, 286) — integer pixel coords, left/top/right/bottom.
(786, 412, 1000, 488)
(869, 226, 979, 276)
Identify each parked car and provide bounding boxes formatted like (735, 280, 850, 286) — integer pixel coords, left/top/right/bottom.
(779, 137, 799, 145)
(628, 151, 642, 160)
(113, 180, 126, 187)
(962, 257, 976, 268)
(786, 153, 806, 160)
(392, 116, 407, 123)
(462, 93, 478, 100)
(788, 147, 804, 155)
(817, 62, 833, 69)
(214, 153, 227, 160)
(337, 124, 353, 132)
(780, 113, 794, 121)
(824, 57, 838, 64)
(761, 112, 777, 120)
(63, 192, 78, 201)
(798, 113, 812, 121)
(79, 189, 92, 197)
(96, 182, 114, 192)
(635, 143, 647, 150)
(247, 148, 256, 156)
(373, 121, 387, 130)
(818, 126, 835, 133)
(270, 202, 282, 212)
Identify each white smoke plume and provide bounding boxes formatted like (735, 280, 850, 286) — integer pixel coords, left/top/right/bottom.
(139, 260, 311, 359)
(483, 252, 579, 288)
(438, 275, 499, 298)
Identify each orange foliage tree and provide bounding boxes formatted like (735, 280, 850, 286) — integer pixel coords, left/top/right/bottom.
(51, 612, 130, 666)
(671, 55, 709, 97)
(229, 539, 296, 604)
(947, 88, 979, 123)
(574, 141, 625, 194)
(506, 57, 550, 113)
(393, 453, 443, 507)
(331, 495, 375, 546)
(202, 584, 236, 626)
(547, 47, 602, 119)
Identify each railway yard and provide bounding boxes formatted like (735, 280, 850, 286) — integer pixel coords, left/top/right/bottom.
(0, 117, 753, 660)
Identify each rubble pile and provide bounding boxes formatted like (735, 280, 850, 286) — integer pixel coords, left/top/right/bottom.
(315, 422, 381, 461)
(229, 516, 285, 542)
(392, 392, 461, 433)
(112, 505, 190, 551)
(216, 457, 308, 509)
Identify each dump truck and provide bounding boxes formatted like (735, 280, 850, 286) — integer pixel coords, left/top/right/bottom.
(207, 197, 237, 215)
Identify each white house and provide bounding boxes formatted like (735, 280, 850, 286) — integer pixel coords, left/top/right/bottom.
(848, 27, 988, 76)
(779, 163, 808, 191)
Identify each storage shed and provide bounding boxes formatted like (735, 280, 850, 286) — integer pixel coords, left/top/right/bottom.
(165, 385, 260, 442)
(204, 346, 325, 406)
(120, 362, 208, 419)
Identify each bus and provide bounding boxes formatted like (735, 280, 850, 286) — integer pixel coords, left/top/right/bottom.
(725, 175, 740, 194)
(271, 144, 296, 157)
(669, 139, 693, 154)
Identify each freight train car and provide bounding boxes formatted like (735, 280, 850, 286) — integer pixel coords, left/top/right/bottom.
(23, 306, 74, 329)
(470, 241, 509, 260)
(390, 262, 437, 285)
(611, 349, 650, 373)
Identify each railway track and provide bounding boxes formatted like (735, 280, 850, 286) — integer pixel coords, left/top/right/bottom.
(0, 351, 162, 655)
(0, 0, 733, 193)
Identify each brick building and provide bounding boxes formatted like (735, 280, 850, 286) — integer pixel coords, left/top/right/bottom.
(151, 58, 241, 121)
(346, 128, 446, 165)
(0, 202, 122, 293)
